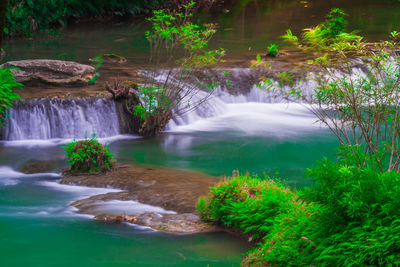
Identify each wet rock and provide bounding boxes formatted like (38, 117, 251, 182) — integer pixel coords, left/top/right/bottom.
(20, 160, 60, 174)
(89, 54, 127, 64)
(95, 213, 220, 234)
(61, 163, 221, 233)
(0, 59, 95, 86)
(62, 163, 219, 213)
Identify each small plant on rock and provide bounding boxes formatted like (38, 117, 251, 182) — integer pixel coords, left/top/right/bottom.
(281, 8, 362, 54)
(62, 135, 115, 173)
(266, 43, 279, 57)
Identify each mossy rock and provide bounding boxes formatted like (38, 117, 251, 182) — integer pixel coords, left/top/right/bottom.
(89, 54, 127, 64)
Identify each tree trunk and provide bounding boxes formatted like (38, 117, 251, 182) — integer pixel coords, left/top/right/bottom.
(0, 0, 8, 47)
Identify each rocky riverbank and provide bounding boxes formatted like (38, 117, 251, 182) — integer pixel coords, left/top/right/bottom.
(61, 163, 222, 234)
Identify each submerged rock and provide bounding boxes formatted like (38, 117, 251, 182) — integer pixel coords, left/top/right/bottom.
(20, 160, 60, 174)
(0, 59, 95, 86)
(61, 163, 221, 234)
(95, 213, 219, 234)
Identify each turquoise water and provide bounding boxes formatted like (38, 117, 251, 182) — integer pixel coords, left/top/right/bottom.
(0, 162, 249, 266)
(0, 121, 337, 266)
(0, 126, 337, 266)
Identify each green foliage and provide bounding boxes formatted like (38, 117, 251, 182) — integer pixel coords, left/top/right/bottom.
(133, 85, 172, 120)
(0, 68, 22, 126)
(321, 8, 348, 38)
(389, 30, 400, 46)
(300, 150, 400, 266)
(88, 55, 103, 85)
(281, 8, 362, 53)
(5, 0, 168, 37)
(197, 175, 320, 266)
(270, 10, 400, 171)
(145, 1, 225, 67)
(199, 157, 400, 266)
(62, 135, 115, 173)
(266, 43, 278, 57)
(131, 0, 225, 136)
(88, 53, 126, 84)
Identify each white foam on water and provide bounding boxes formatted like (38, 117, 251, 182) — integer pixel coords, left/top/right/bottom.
(0, 134, 139, 148)
(87, 200, 176, 216)
(38, 181, 122, 198)
(0, 205, 96, 219)
(168, 103, 324, 136)
(0, 166, 61, 186)
(123, 222, 156, 231)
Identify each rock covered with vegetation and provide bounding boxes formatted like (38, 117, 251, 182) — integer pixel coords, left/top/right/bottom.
(62, 136, 115, 173)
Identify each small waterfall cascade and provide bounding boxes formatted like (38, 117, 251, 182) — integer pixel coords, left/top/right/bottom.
(1, 97, 122, 140)
(165, 65, 376, 132)
(165, 68, 315, 129)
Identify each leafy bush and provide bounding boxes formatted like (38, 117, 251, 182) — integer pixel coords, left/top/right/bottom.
(269, 9, 400, 172)
(282, 8, 362, 52)
(199, 151, 400, 266)
(5, 0, 168, 37)
(128, 0, 224, 137)
(197, 175, 320, 266)
(300, 150, 400, 266)
(62, 135, 115, 173)
(266, 43, 278, 57)
(0, 68, 22, 126)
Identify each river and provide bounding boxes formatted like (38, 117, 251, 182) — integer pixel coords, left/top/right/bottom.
(1, 0, 399, 266)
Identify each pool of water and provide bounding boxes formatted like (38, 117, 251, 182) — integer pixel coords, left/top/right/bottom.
(3, 0, 400, 65)
(0, 164, 249, 266)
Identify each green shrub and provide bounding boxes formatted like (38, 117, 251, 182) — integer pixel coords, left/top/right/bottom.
(62, 135, 115, 173)
(282, 8, 362, 52)
(300, 152, 400, 266)
(197, 175, 320, 266)
(0, 68, 22, 126)
(266, 43, 278, 57)
(5, 0, 167, 37)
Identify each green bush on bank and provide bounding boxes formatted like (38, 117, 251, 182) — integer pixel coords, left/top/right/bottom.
(199, 153, 400, 266)
(0, 68, 22, 125)
(301, 152, 400, 266)
(62, 135, 115, 173)
(197, 175, 320, 266)
(6, 0, 167, 37)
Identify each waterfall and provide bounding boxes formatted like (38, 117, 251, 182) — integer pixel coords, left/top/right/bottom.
(165, 63, 385, 132)
(1, 97, 123, 140)
(163, 68, 327, 134)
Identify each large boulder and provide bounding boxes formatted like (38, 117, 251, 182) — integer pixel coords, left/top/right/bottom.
(0, 59, 95, 86)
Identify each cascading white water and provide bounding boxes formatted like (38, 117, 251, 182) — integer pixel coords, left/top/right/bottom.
(1, 98, 122, 140)
(165, 62, 393, 134)
(163, 68, 326, 135)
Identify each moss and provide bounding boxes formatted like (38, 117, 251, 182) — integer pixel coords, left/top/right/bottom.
(122, 80, 139, 88)
(89, 54, 127, 64)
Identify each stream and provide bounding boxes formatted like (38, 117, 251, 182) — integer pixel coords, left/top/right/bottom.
(1, 0, 399, 266)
